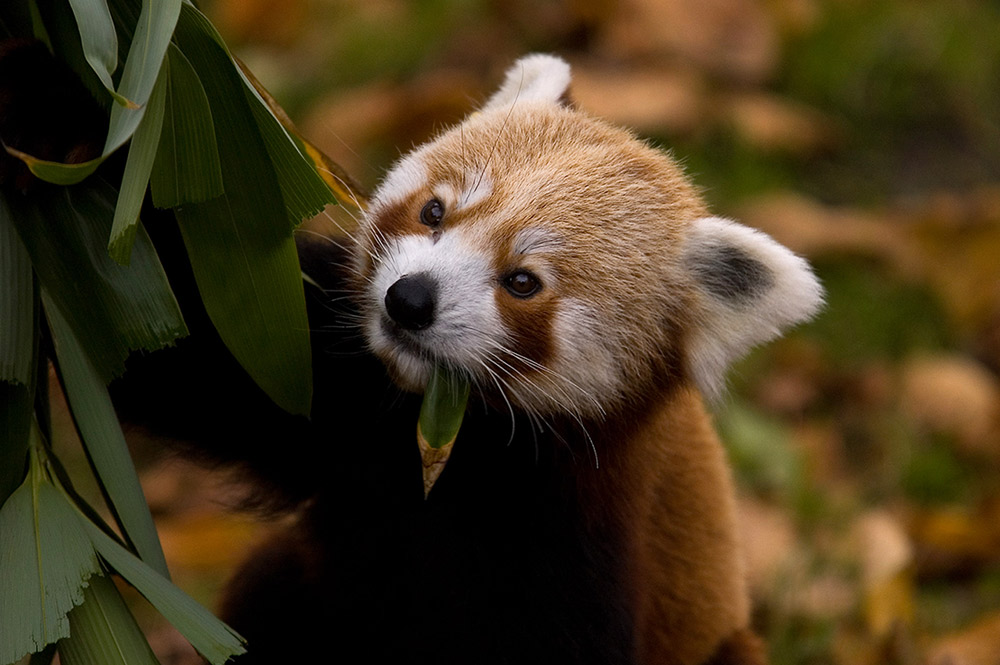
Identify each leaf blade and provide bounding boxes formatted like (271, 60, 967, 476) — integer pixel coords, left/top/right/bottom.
(0, 196, 34, 386)
(149, 43, 223, 208)
(170, 3, 312, 414)
(58, 574, 160, 665)
(8, 0, 182, 185)
(7, 178, 187, 383)
(45, 291, 170, 578)
(108, 58, 168, 265)
(0, 444, 103, 665)
(65, 0, 119, 97)
(87, 520, 246, 664)
(102, 0, 182, 153)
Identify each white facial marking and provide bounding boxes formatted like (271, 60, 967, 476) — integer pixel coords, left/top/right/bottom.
(457, 169, 493, 211)
(371, 152, 428, 211)
(512, 226, 562, 257)
(549, 298, 617, 417)
(367, 227, 504, 390)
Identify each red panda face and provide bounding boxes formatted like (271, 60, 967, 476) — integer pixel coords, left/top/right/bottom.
(356, 55, 823, 419)
(357, 103, 706, 420)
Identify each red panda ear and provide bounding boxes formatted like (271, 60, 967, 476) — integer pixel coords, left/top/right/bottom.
(481, 54, 573, 113)
(682, 216, 824, 401)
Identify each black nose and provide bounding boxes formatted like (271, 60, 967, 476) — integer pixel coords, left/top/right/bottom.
(384, 273, 438, 330)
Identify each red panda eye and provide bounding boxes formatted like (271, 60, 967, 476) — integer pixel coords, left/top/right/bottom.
(419, 199, 445, 227)
(504, 270, 541, 298)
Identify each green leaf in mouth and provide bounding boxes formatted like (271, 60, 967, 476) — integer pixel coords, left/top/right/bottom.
(416, 365, 470, 498)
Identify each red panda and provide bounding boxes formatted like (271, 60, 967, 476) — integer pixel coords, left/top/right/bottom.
(116, 55, 822, 665)
(324, 53, 822, 665)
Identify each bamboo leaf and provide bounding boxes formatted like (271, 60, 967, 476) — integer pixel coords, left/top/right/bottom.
(65, 0, 119, 98)
(175, 198, 313, 415)
(45, 292, 169, 578)
(149, 43, 223, 208)
(7, 0, 182, 185)
(0, 443, 103, 665)
(237, 59, 358, 200)
(416, 366, 470, 497)
(170, 3, 312, 415)
(239, 64, 336, 228)
(58, 574, 160, 665)
(175, 7, 337, 226)
(0, 197, 33, 386)
(86, 520, 246, 665)
(103, 0, 181, 151)
(108, 59, 168, 265)
(0, 197, 39, 504)
(5, 178, 187, 383)
(418, 365, 470, 450)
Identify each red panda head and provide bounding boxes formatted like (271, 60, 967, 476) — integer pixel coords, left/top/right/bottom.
(356, 55, 823, 421)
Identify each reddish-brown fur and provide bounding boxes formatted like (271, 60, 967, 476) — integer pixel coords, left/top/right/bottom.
(352, 59, 794, 663)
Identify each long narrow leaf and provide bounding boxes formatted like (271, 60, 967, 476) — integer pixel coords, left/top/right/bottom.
(0, 195, 33, 385)
(103, 0, 181, 152)
(0, 201, 36, 503)
(6, 178, 187, 383)
(0, 443, 102, 665)
(58, 574, 160, 665)
(45, 292, 169, 578)
(238, 64, 336, 228)
(149, 43, 223, 208)
(171, 4, 312, 415)
(176, 198, 313, 415)
(8, 0, 182, 185)
(177, 7, 338, 226)
(109, 60, 168, 265)
(86, 520, 246, 664)
(65, 0, 119, 99)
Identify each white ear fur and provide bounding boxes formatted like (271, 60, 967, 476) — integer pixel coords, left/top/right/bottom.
(684, 216, 824, 401)
(481, 54, 572, 112)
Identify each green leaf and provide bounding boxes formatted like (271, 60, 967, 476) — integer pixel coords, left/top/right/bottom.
(175, 7, 335, 226)
(176, 199, 313, 415)
(58, 574, 160, 665)
(170, 3, 312, 415)
(149, 43, 223, 208)
(0, 199, 33, 386)
(4, 179, 187, 383)
(9, 0, 182, 185)
(45, 292, 169, 578)
(66, 0, 119, 98)
(418, 365, 470, 450)
(239, 64, 336, 228)
(103, 0, 181, 151)
(109, 60, 168, 265)
(87, 520, 246, 665)
(0, 443, 103, 665)
(0, 204, 37, 504)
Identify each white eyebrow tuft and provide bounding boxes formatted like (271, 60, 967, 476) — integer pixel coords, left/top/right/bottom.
(513, 226, 562, 256)
(371, 153, 428, 209)
(456, 169, 493, 211)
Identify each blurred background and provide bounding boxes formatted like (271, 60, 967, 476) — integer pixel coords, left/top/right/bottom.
(57, 1, 1000, 663)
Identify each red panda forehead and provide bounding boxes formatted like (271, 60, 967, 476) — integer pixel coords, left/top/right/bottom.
(364, 104, 707, 272)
